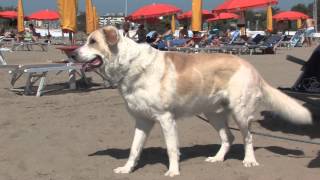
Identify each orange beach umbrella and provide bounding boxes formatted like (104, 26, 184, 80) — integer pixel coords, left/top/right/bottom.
(93, 6, 99, 30)
(57, 0, 77, 33)
(17, 0, 25, 33)
(192, 0, 203, 31)
(86, 0, 94, 34)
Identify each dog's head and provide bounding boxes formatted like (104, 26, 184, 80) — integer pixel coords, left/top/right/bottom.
(72, 26, 120, 72)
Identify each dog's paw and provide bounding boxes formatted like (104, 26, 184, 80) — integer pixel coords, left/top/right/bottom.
(113, 166, 133, 174)
(164, 170, 180, 177)
(242, 160, 259, 167)
(205, 156, 224, 163)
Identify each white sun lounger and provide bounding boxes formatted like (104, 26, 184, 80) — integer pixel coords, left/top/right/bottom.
(0, 49, 84, 97)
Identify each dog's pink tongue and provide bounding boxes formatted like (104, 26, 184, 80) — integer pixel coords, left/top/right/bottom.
(91, 58, 101, 66)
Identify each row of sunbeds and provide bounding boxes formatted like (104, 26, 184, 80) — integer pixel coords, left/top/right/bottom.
(166, 30, 305, 55)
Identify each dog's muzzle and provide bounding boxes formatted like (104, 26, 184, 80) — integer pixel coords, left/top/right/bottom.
(81, 56, 103, 72)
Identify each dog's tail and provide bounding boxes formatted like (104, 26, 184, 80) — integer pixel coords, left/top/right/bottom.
(262, 82, 312, 124)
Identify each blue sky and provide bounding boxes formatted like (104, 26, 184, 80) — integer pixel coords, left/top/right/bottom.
(0, 0, 315, 15)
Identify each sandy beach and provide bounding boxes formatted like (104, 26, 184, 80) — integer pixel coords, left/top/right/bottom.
(0, 46, 319, 180)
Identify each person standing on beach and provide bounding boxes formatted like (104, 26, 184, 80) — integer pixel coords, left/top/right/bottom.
(304, 18, 316, 47)
(122, 20, 130, 37)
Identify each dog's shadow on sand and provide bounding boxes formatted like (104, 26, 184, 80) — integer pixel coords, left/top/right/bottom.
(308, 151, 320, 168)
(89, 144, 305, 170)
(259, 110, 320, 139)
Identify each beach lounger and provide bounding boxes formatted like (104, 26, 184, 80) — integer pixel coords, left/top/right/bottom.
(0, 50, 83, 97)
(280, 30, 305, 48)
(0, 47, 11, 65)
(289, 29, 305, 47)
(12, 41, 49, 51)
(257, 34, 283, 54)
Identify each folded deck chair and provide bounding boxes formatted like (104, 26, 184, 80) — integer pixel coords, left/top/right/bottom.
(245, 34, 266, 55)
(0, 50, 83, 97)
(289, 29, 305, 47)
(258, 34, 283, 54)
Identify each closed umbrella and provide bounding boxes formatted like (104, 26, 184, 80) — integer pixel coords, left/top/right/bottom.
(17, 0, 24, 33)
(297, 19, 302, 29)
(57, 0, 64, 25)
(93, 6, 99, 30)
(57, 0, 77, 44)
(192, 0, 202, 32)
(266, 5, 273, 32)
(171, 15, 176, 34)
(57, 0, 77, 33)
(86, 0, 94, 34)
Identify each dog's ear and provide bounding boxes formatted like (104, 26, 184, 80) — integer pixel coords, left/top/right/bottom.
(103, 26, 119, 46)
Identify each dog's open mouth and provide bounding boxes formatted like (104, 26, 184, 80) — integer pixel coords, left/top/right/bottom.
(82, 56, 103, 72)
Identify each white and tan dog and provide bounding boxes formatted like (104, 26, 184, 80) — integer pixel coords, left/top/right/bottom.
(73, 26, 312, 177)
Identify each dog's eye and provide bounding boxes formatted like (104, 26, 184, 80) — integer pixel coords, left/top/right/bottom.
(89, 38, 96, 44)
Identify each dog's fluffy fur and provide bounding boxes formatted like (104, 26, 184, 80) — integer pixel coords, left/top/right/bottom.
(73, 26, 312, 177)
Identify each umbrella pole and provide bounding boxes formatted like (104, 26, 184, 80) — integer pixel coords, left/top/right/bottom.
(69, 32, 73, 45)
(47, 21, 50, 36)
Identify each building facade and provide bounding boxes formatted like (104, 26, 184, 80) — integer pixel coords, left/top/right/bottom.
(99, 13, 125, 28)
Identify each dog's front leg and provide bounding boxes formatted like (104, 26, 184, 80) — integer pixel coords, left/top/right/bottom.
(158, 113, 180, 177)
(114, 119, 154, 174)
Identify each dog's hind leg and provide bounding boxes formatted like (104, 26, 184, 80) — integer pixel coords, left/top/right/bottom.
(231, 106, 259, 167)
(204, 109, 234, 163)
(114, 118, 155, 174)
(158, 112, 180, 177)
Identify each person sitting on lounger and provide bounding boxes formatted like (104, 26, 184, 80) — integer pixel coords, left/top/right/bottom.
(133, 24, 147, 43)
(24, 29, 33, 42)
(29, 24, 41, 41)
(179, 25, 189, 39)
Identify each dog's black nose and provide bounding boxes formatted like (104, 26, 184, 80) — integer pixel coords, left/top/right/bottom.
(69, 52, 77, 60)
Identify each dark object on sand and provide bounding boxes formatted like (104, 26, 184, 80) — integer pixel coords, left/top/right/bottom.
(292, 45, 320, 93)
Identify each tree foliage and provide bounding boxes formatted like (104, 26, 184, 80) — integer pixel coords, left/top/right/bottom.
(291, 3, 310, 15)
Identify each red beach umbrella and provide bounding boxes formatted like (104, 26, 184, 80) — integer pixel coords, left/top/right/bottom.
(126, 16, 160, 24)
(273, 11, 309, 21)
(0, 11, 18, 19)
(207, 12, 240, 22)
(128, 3, 181, 20)
(0, 10, 29, 20)
(177, 10, 213, 20)
(214, 0, 278, 12)
(28, 9, 60, 21)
